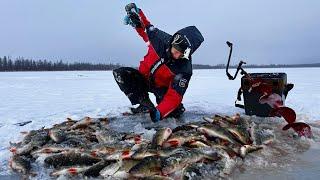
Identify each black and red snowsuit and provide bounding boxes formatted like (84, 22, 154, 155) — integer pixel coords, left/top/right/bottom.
(113, 10, 204, 118)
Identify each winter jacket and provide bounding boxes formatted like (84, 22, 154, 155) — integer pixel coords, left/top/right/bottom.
(135, 10, 204, 118)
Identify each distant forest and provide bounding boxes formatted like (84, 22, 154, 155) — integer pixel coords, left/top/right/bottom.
(0, 56, 122, 71)
(0, 56, 319, 72)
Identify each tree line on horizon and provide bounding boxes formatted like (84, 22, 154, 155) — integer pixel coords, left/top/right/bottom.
(0, 56, 319, 72)
(0, 56, 122, 71)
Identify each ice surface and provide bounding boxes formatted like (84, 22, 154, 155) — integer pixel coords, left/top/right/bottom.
(0, 68, 320, 178)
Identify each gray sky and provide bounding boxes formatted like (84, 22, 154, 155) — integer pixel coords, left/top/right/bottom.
(0, 0, 319, 66)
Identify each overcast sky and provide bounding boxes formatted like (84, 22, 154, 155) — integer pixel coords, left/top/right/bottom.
(0, 0, 319, 65)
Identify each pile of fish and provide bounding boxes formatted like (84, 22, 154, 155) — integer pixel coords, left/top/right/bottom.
(9, 114, 277, 179)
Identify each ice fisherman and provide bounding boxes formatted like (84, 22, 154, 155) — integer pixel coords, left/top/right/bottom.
(113, 3, 204, 122)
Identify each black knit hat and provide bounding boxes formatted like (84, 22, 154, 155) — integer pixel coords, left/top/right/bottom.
(171, 33, 190, 54)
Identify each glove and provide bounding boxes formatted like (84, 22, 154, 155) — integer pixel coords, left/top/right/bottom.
(125, 3, 140, 14)
(123, 12, 143, 28)
(149, 107, 161, 123)
(123, 15, 131, 25)
(123, 3, 143, 28)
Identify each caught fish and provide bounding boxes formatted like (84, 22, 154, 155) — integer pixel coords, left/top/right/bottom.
(131, 147, 158, 160)
(11, 127, 49, 155)
(83, 160, 112, 177)
(52, 119, 77, 130)
(100, 161, 122, 177)
(9, 155, 31, 175)
(215, 114, 239, 124)
(100, 159, 140, 177)
(30, 146, 78, 158)
(163, 130, 207, 148)
(186, 140, 210, 148)
(129, 156, 163, 177)
(123, 133, 148, 144)
(161, 148, 219, 175)
(209, 144, 238, 158)
(104, 149, 135, 160)
(225, 126, 252, 145)
(44, 151, 101, 168)
(48, 129, 66, 143)
(203, 116, 233, 128)
(90, 141, 134, 158)
(59, 135, 95, 149)
(239, 145, 263, 158)
(8, 113, 277, 179)
(95, 129, 126, 144)
(195, 124, 240, 145)
(20, 128, 47, 145)
(11, 129, 49, 156)
(215, 153, 237, 177)
(70, 117, 95, 129)
(205, 116, 252, 145)
(172, 122, 205, 133)
(152, 127, 172, 147)
(141, 175, 174, 180)
(50, 166, 90, 177)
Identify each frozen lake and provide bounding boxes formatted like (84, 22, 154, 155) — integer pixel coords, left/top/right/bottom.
(0, 68, 319, 179)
